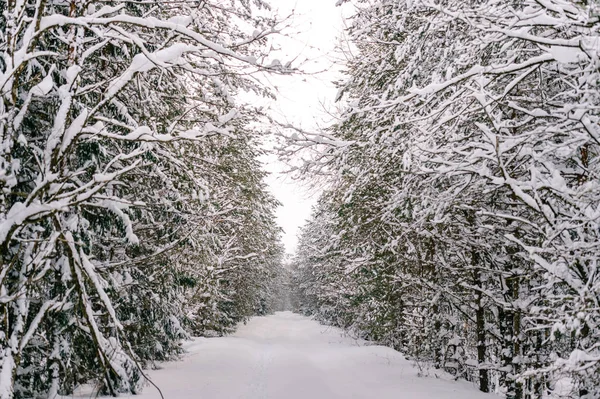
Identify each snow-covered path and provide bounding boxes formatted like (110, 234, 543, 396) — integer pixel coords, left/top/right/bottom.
(112, 312, 493, 399)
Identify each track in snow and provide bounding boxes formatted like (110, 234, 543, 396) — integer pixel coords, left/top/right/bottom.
(68, 312, 497, 399)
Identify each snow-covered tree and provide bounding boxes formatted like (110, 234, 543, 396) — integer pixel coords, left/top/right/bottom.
(0, 1, 286, 397)
(291, 0, 599, 398)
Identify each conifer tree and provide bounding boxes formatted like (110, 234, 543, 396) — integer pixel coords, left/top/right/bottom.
(1, 1, 286, 397)
(291, 1, 599, 397)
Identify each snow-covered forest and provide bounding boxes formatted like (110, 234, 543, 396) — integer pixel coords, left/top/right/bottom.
(1, 0, 598, 399)
(1, 1, 287, 397)
(290, 0, 600, 398)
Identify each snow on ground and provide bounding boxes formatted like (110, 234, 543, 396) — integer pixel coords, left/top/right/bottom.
(63, 312, 497, 399)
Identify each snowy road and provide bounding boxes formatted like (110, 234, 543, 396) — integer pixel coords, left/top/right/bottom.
(65, 312, 496, 399)
(122, 312, 495, 399)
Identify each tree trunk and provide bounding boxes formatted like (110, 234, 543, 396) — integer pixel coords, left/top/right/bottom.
(473, 250, 489, 393)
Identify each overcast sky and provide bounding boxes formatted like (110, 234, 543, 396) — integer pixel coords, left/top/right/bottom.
(259, 0, 348, 255)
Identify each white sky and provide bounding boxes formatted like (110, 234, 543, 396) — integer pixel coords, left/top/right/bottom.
(259, 0, 348, 255)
